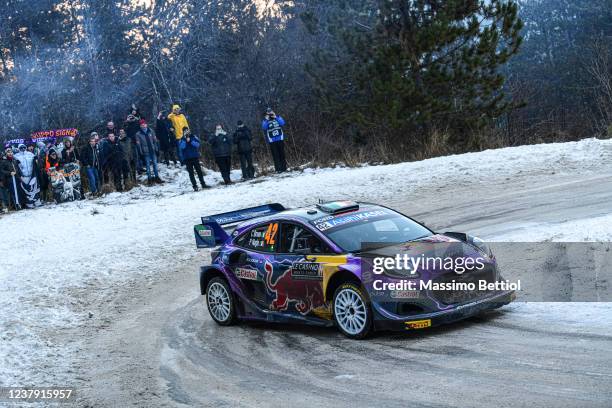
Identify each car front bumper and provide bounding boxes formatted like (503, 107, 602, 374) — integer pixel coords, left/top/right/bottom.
(372, 290, 516, 332)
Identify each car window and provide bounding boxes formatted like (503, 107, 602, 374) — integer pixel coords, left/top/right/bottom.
(280, 223, 330, 254)
(235, 222, 279, 252)
(319, 210, 431, 252)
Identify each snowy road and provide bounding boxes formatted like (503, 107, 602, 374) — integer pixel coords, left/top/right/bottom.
(2, 139, 612, 407)
(78, 150, 612, 407)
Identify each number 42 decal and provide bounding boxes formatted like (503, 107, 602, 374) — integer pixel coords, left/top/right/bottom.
(264, 223, 278, 245)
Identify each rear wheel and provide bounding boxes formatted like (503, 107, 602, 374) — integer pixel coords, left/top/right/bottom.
(206, 277, 236, 325)
(333, 282, 372, 339)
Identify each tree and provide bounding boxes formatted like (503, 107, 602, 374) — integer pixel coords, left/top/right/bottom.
(308, 0, 523, 151)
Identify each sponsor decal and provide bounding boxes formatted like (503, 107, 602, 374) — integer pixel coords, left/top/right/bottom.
(313, 210, 389, 231)
(265, 261, 325, 314)
(390, 290, 420, 299)
(197, 228, 212, 237)
(235, 267, 259, 281)
(215, 209, 273, 224)
(404, 319, 431, 330)
(290, 262, 323, 281)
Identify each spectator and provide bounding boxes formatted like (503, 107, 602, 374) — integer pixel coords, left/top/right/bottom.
(167, 104, 189, 164)
(98, 133, 112, 184)
(179, 127, 208, 191)
(62, 138, 79, 164)
(0, 151, 9, 213)
(105, 121, 118, 136)
(118, 129, 135, 183)
(261, 107, 287, 173)
(14, 143, 42, 208)
(0, 149, 20, 212)
(125, 106, 144, 174)
(35, 141, 49, 201)
(45, 148, 61, 172)
(233, 120, 255, 180)
(135, 119, 163, 185)
(105, 133, 128, 191)
(156, 111, 177, 166)
(80, 135, 102, 196)
(208, 124, 233, 185)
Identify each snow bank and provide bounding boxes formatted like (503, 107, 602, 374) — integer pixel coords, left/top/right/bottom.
(1, 137, 611, 386)
(488, 213, 612, 242)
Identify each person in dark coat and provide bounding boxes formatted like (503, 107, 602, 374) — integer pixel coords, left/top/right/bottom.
(103, 121, 118, 137)
(124, 106, 144, 173)
(62, 138, 79, 164)
(104, 133, 128, 191)
(80, 135, 102, 195)
(179, 128, 208, 191)
(35, 141, 49, 201)
(233, 120, 255, 179)
(208, 124, 233, 185)
(156, 111, 177, 165)
(0, 148, 21, 212)
(135, 119, 163, 185)
(261, 108, 287, 173)
(97, 134, 112, 184)
(118, 129, 135, 183)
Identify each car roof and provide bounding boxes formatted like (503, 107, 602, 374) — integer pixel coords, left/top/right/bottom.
(236, 202, 383, 230)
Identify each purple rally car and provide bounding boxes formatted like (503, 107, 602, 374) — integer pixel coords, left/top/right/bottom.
(194, 200, 515, 339)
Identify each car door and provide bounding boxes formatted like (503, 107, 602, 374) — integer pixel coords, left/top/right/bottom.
(231, 222, 279, 308)
(264, 222, 336, 316)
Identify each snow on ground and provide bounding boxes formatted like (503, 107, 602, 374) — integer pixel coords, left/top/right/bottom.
(488, 213, 612, 242)
(1, 137, 612, 386)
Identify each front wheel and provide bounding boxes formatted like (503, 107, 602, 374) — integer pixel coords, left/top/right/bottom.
(333, 282, 373, 339)
(206, 277, 237, 326)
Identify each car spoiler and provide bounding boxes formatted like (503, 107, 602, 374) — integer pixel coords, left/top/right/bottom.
(194, 203, 286, 248)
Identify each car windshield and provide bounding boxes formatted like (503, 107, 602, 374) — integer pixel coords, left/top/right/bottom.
(312, 208, 432, 252)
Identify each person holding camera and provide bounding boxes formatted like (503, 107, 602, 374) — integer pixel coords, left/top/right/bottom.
(261, 107, 287, 173)
(179, 128, 208, 191)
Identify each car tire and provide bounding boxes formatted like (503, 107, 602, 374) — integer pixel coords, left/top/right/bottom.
(333, 282, 373, 339)
(206, 277, 237, 326)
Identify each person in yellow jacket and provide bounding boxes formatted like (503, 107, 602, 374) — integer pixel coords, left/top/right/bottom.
(167, 104, 189, 164)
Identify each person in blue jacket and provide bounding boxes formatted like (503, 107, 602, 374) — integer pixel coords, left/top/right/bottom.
(261, 107, 287, 173)
(179, 127, 208, 191)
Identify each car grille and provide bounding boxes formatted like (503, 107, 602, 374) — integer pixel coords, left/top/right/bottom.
(430, 265, 496, 305)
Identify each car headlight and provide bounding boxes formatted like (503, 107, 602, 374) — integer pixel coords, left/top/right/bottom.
(383, 266, 421, 279)
(470, 236, 493, 258)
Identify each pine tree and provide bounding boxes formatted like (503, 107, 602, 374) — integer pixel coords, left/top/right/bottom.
(308, 0, 523, 150)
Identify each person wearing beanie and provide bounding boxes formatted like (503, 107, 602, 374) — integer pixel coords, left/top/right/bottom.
(135, 119, 163, 185)
(167, 104, 189, 164)
(233, 120, 255, 180)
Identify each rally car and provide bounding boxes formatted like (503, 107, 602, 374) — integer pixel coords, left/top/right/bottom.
(194, 201, 514, 339)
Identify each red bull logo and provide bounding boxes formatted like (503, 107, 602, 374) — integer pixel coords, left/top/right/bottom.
(265, 260, 325, 315)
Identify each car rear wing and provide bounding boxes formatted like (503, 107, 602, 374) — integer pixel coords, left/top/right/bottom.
(194, 203, 286, 248)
